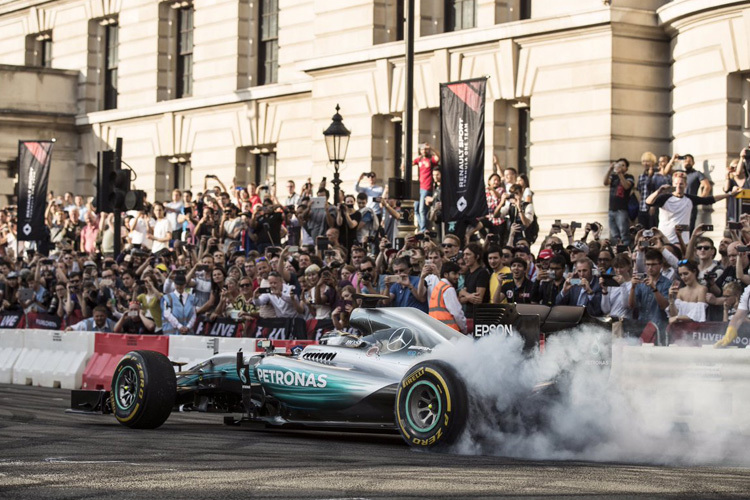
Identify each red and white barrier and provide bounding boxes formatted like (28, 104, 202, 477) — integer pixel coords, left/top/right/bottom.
(12, 330, 95, 389)
(81, 333, 169, 391)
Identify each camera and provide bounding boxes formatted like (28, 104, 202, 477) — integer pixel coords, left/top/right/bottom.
(257, 287, 271, 294)
(361, 272, 372, 282)
(570, 221, 581, 230)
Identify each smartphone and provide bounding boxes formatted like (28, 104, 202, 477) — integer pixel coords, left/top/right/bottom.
(703, 224, 714, 232)
(601, 274, 619, 287)
(666, 186, 676, 193)
(373, 197, 382, 203)
(675, 225, 689, 232)
(738, 245, 749, 253)
(639, 241, 649, 249)
(554, 219, 562, 226)
(196, 265, 208, 273)
(616, 244, 628, 253)
(40, 259, 53, 266)
(570, 221, 582, 230)
(634, 273, 647, 280)
(570, 278, 582, 286)
(414, 233, 425, 241)
(643, 229, 654, 238)
(728, 221, 743, 230)
(316, 237, 330, 251)
(288, 245, 299, 253)
(395, 237, 405, 251)
(257, 287, 271, 294)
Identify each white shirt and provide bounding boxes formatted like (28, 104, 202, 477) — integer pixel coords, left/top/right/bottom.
(165, 201, 184, 231)
(737, 284, 750, 312)
(424, 274, 467, 333)
(655, 195, 693, 244)
(151, 218, 171, 253)
(255, 283, 298, 318)
(601, 282, 633, 319)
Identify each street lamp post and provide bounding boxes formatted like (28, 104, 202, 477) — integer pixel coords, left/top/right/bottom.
(323, 104, 351, 205)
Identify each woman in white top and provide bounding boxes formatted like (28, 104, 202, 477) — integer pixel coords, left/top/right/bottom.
(668, 259, 707, 322)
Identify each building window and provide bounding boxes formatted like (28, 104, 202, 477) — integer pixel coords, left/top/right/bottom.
(520, 0, 531, 20)
(445, 0, 475, 32)
(104, 23, 118, 110)
(255, 150, 276, 187)
(258, 0, 278, 85)
(375, 0, 404, 44)
(517, 106, 530, 176)
(176, 5, 194, 98)
(171, 159, 191, 191)
(25, 32, 52, 67)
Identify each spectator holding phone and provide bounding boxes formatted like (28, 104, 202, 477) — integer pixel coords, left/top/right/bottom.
(667, 260, 707, 322)
(383, 257, 427, 311)
(629, 250, 672, 334)
(600, 253, 634, 319)
(253, 271, 301, 318)
(555, 257, 603, 316)
(603, 158, 634, 246)
(647, 171, 739, 244)
(114, 301, 155, 334)
(355, 172, 384, 216)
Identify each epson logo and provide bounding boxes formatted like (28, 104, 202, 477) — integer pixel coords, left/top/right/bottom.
(473, 324, 514, 337)
(256, 368, 328, 388)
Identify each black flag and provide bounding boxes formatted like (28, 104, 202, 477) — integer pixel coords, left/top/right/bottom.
(17, 141, 53, 241)
(439, 78, 488, 221)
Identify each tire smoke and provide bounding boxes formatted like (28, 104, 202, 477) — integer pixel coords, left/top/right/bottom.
(432, 327, 750, 466)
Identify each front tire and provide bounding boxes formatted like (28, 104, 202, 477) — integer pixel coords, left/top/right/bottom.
(111, 350, 176, 429)
(395, 360, 468, 450)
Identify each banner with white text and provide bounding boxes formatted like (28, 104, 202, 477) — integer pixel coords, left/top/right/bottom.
(17, 141, 53, 241)
(439, 78, 488, 221)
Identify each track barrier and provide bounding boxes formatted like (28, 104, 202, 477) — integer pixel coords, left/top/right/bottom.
(81, 334, 169, 391)
(611, 343, 750, 434)
(0, 330, 25, 384)
(12, 330, 95, 389)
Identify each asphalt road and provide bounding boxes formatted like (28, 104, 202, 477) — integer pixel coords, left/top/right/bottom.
(1, 384, 749, 499)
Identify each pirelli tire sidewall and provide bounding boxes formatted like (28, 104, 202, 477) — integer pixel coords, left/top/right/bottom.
(396, 360, 468, 450)
(110, 350, 176, 429)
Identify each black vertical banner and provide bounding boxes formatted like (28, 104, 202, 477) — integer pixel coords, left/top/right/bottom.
(17, 141, 54, 241)
(439, 78, 488, 221)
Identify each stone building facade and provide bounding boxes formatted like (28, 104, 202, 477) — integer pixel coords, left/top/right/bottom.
(0, 0, 748, 232)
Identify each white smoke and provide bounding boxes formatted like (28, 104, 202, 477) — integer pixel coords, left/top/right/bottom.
(432, 327, 750, 466)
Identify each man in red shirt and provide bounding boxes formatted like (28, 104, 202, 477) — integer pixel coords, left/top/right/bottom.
(413, 143, 439, 231)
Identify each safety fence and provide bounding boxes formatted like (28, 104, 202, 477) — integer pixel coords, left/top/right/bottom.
(0, 329, 317, 392)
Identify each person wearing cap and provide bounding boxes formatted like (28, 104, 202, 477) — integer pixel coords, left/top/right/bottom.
(355, 171, 384, 216)
(421, 261, 466, 333)
(161, 273, 197, 335)
(555, 257, 604, 316)
(533, 254, 567, 306)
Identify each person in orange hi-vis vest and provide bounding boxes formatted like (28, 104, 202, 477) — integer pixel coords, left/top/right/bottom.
(418, 261, 467, 333)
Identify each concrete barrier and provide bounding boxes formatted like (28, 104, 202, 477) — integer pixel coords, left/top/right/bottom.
(168, 335, 220, 370)
(611, 343, 750, 434)
(12, 330, 95, 389)
(0, 330, 25, 384)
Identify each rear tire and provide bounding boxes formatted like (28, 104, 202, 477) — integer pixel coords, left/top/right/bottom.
(395, 360, 468, 450)
(111, 350, 176, 429)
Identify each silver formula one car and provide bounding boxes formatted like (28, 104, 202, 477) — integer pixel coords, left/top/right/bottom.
(70, 306, 602, 450)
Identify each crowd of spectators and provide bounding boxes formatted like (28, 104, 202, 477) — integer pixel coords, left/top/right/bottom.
(0, 145, 749, 347)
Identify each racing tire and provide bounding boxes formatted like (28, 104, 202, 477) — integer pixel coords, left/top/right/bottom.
(110, 350, 176, 429)
(395, 360, 468, 450)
